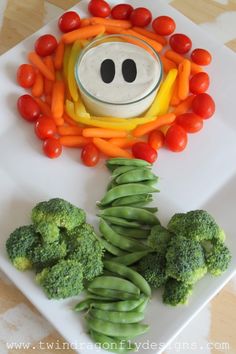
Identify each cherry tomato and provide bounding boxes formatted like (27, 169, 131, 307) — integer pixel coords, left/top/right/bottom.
(88, 0, 111, 18)
(35, 116, 57, 140)
(192, 93, 215, 119)
(58, 11, 81, 33)
(35, 34, 58, 57)
(176, 113, 203, 133)
(152, 16, 176, 36)
(111, 4, 133, 20)
(130, 7, 152, 27)
(148, 130, 165, 150)
(17, 95, 41, 122)
(81, 143, 100, 167)
(165, 125, 188, 152)
(169, 33, 192, 54)
(17, 64, 35, 88)
(189, 72, 210, 95)
(132, 142, 157, 163)
(43, 138, 62, 158)
(191, 48, 212, 66)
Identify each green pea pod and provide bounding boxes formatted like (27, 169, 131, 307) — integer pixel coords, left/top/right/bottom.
(112, 194, 153, 207)
(100, 215, 141, 228)
(74, 299, 93, 312)
(111, 225, 150, 238)
(86, 315, 149, 337)
(90, 296, 145, 312)
(100, 207, 160, 225)
(86, 294, 116, 301)
(107, 179, 118, 191)
(90, 330, 135, 353)
(112, 251, 151, 266)
(126, 201, 153, 208)
(100, 238, 127, 256)
(112, 165, 138, 178)
(140, 207, 158, 213)
(89, 276, 140, 296)
(88, 288, 140, 300)
(106, 158, 151, 167)
(89, 308, 144, 324)
(135, 297, 149, 313)
(99, 219, 150, 252)
(116, 168, 157, 185)
(142, 177, 159, 186)
(104, 260, 151, 297)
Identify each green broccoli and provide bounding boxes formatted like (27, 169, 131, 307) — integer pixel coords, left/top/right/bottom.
(163, 278, 193, 306)
(65, 223, 104, 281)
(32, 198, 86, 232)
(202, 241, 231, 276)
(147, 224, 172, 255)
(6, 225, 39, 271)
(138, 253, 167, 288)
(36, 259, 84, 299)
(166, 236, 207, 284)
(31, 240, 67, 270)
(167, 210, 222, 242)
(35, 221, 60, 244)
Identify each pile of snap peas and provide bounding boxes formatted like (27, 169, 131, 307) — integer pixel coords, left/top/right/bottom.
(75, 158, 160, 353)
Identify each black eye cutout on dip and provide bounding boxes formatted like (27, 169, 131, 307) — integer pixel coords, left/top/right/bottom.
(100, 59, 115, 84)
(122, 59, 137, 83)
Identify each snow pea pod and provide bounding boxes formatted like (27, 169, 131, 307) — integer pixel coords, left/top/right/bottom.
(111, 225, 150, 238)
(100, 207, 160, 225)
(140, 207, 158, 213)
(89, 308, 144, 324)
(89, 276, 140, 296)
(107, 179, 118, 191)
(112, 194, 153, 207)
(112, 165, 138, 178)
(91, 296, 145, 312)
(74, 299, 93, 312)
(106, 158, 151, 167)
(135, 297, 149, 313)
(142, 177, 159, 186)
(116, 168, 157, 184)
(100, 215, 141, 228)
(90, 330, 136, 353)
(100, 238, 127, 256)
(112, 251, 150, 266)
(100, 183, 158, 206)
(88, 288, 140, 300)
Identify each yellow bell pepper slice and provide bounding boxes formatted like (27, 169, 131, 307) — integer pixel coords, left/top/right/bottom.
(145, 68, 178, 117)
(74, 98, 91, 118)
(68, 40, 81, 102)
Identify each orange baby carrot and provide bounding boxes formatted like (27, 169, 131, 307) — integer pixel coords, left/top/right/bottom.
(58, 125, 83, 136)
(43, 56, 55, 95)
(160, 56, 177, 73)
(105, 25, 124, 34)
(34, 97, 52, 118)
(63, 113, 79, 126)
(54, 41, 65, 70)
(165, 50, 203, 74)
(45, 95, 52, 105)
(132, 27, 167, 46)
(122, 29, 163, 52)
(173, 95, 195, 116)
(31, 71, 44, 97)
(132, 113, 176, 137)
(108, 137, 141, 149)
(170, 80, 180, 107)
(82, 128, 128, 139)
(178, 59, 191, 101)
(62, 25, 106, 44)
(60, 136, 91, 147)
(51, 81, 65, 124)
(90, 17, 131, 29)
(148, 130, 165, 150)
(28, 52, 55, 81)
(80, 18, 91, 27)
(93, 138, 132, 158)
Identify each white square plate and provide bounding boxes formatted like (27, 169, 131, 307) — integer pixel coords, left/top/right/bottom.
(0, 1, 236, 353)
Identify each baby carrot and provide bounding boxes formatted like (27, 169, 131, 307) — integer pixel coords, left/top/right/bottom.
(51, 81, 65, 123)
(60, 136, 91, 147)
(132, 27, 167, 46)
(108, 138, 141, 149)
(62, 25, 105, 44)
(90, 17, 132, 29)
(122, 29, 163, 52)
(45, 95, 52, 105)
(34, 97, 52, 118)
(178, 59, 191, 100)
(43, 56, 55, 95)
(28, 52, 55, 81)
(132, 113, 176, 137)
(63, 113, 79, 126)
(80, 18, 91, 27)
(31, 71, 44, 97)
(148, 130, 165, 150)
(173, 95, 195, 116)
(82, 128, 128, 139)
(160, 56, 177, 73)
(165, 50, 203, 74)
(54, 41, 65, 70)
(93, 138, 132, 158)
(170, 81, 180, 107)
(58, 125, 83, 136)
(105, 26, 124, 34)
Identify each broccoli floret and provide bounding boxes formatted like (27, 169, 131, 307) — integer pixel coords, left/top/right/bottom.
(32, 198, 86, 231)
(65, 223, 104, 281)
(138, 253, 167, 288)
(6, 225, 39, 271)
(31, 240, 67, 270)
(166, 236, 207, 284)
(147, 225, 173, 255)
(168, 210, 222, 242)
(163, 278, 193, 306)
(202, 241, 231, 276)
(36, 259, 84, 299)
(35, 221, 60, 244)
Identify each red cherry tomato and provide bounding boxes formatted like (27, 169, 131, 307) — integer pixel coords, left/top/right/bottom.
(17, 95, 41, 122)
(35, 34, 58, 57)
(192, 93, 215, 119)
(165, 125, 188, 152)
(17, 64, 35, 88)
(43, 138, 62, 158)
(169, 33, 192, 54)
(132, 142, 157, 163)
(189, 72, 210, 95)
(88, 0, 111, 18)
(148, 130, 165, 150)
(111, 4, 133, 20)
(191, 48, 212, 66)
(130, 8, 152, 27)
(58, 11, 81, 33)
(176, 113, 203, 133)
(35, 116, 57, 140)
(81, 143, 100, 167)
(152, 16, 176, 36)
